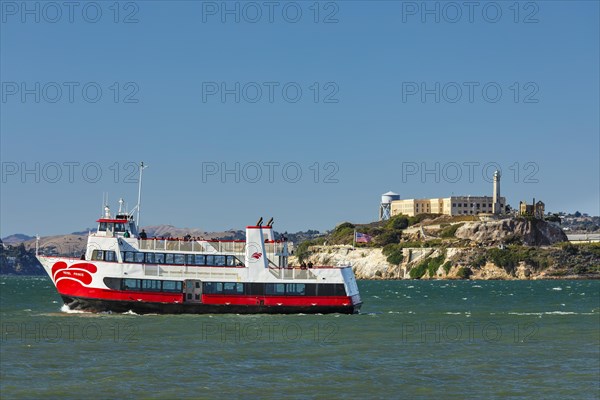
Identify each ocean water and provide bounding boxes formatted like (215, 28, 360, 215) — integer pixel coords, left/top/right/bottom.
(1, 277, 599, 399)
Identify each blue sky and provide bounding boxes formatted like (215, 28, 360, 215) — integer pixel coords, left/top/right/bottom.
(1, 0, 599, 236)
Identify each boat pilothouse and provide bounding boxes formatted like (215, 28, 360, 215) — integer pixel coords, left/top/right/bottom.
(36, 184, 362, 314)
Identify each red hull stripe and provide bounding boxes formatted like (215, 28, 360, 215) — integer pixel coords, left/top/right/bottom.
(56, 279, 183, 303)
(56, 280, 353, 307)
(201, 295, 352, 307)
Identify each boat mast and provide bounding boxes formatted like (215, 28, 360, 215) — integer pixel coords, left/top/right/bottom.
(136, 162, 148, 229)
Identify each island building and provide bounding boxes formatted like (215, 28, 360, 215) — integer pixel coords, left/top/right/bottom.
(519, 199, 545, 219)
(380, 170, 506, 219)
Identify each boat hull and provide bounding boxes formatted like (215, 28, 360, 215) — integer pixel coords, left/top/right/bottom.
(62, 296, 362, 315)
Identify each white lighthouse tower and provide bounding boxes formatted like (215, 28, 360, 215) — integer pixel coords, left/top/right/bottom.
(492, 170, 501, 214)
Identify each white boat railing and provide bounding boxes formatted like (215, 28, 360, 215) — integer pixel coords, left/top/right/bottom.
(138, 239, 246, 254)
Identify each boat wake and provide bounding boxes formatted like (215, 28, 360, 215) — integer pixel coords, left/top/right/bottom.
(60, 304, 91, 314)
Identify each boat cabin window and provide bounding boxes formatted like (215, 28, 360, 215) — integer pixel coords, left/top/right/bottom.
(174, 254, 185, 265)
(99, 222, 108, 232)
(286, 283, 306, 296)
(162, 281, 182, 292)
(134, 252, 145, 263)
(91, 250, 117, 262)
(194, 255, 206, 265)
(114, 223, 126, 232)
(105, 251, 116, 262)
(266, 283, 285, 295)
(142, 280, 161, 291)
(203, 282, 223, 294)
(222, 282, 243, 294)
(123, 279, 141, 291)
(155, 253, 165, 264)
(214, 255, 226, 266)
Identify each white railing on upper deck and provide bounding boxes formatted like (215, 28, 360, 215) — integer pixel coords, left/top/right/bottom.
(138, 239, 286, 256)
(268, 266, 317, 280)
(138, 239, 246, 254)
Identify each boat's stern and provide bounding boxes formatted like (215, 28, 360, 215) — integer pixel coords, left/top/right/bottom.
(341, 265, 362, 313)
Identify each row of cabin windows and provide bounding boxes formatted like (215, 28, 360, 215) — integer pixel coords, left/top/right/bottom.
(92, 250, 117, 262)
(204, 282, 347, 296)
(98, 222, 128, 232)
(103, 278, 346, 296)
(92, 250, 242, 266)
(104, 277, 183, 292)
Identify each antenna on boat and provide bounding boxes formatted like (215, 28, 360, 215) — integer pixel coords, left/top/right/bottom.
(101, 192, 109, 217)
(135, 162, 148, 229)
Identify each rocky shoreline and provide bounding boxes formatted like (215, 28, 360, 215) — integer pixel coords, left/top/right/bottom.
(292, 217, 599, 280)
(291, 244, 600, 280)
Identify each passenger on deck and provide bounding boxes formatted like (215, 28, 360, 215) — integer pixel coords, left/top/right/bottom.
(123, 231, 130, 238)
(301, 262, 307, 269)
(307, 261, 313, 269)
(139, 229, 147, 240)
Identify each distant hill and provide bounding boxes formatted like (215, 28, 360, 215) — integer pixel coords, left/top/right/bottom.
(1, 234, 35, 244)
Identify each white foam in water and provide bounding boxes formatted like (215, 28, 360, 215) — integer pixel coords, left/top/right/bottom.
(60, 304, 90, 314)
(508, 311, 579, 316)
(552, 287, 563, 291)
(122, 310, 140, 316)
(508, 312, 543, 316)
(544, 311, 578, 315)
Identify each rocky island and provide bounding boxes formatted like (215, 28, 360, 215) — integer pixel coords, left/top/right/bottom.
(291, 215, 599, 280)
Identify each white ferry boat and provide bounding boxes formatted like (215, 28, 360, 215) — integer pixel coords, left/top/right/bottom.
(36, 166, 362, 314)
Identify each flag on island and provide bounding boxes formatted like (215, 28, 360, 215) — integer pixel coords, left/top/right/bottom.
(355, 232, 372, 243)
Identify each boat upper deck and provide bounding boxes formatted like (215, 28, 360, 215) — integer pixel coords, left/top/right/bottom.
(135, 238, 287, 254)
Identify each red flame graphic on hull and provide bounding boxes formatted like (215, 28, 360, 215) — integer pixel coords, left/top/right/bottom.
(251, 252, 262, 260)
(51, 262, 96, 290)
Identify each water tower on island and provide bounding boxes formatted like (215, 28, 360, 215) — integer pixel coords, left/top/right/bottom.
(379, 191, 400, 221)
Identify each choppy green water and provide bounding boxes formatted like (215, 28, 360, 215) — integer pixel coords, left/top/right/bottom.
(1, 276, 599, 399)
